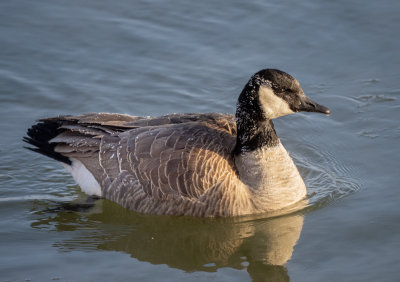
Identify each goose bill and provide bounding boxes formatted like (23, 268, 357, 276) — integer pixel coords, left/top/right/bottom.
(298, 96, 331, 114)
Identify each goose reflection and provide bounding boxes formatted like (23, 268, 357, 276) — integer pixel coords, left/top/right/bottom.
(31, 197, 306, 281)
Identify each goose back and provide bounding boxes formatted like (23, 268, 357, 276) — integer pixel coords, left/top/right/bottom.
(32, 113, 254, 216)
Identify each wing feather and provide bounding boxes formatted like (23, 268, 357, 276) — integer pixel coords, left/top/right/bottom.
(28, 112, 238, 214)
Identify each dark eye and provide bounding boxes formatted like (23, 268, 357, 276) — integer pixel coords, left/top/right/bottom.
(284, 88, 296, 95)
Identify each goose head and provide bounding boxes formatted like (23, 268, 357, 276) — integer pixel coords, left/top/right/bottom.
(236, 69, 330, 121)
(235, 69, 330, 153)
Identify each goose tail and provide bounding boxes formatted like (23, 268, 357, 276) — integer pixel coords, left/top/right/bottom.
(23, 119, 72, 165)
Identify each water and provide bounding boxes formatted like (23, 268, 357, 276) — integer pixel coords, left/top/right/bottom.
(1, 0, 399, 281)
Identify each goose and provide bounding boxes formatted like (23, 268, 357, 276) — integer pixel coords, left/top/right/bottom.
(24, 69, 330, 217)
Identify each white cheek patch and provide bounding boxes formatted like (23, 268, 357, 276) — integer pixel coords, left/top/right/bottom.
(258, 86, 294, 119)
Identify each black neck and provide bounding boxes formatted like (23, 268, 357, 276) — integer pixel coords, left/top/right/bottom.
(234, 83, 280, 154)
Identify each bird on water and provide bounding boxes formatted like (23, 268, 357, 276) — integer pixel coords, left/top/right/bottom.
(24, 68, 330, 217)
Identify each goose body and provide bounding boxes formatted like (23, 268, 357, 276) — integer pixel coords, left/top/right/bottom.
(25, 69, 330, 217)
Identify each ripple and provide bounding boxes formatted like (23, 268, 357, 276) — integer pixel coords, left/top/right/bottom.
(293, 143, 361, 210)
(358, 129, 379, 139)
(0, 194, 68, 202)
(352, 94, 397, 108)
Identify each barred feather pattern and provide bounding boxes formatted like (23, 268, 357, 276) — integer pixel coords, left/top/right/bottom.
(41, 113, 256, 216)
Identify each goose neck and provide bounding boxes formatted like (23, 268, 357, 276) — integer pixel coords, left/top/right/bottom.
(234, 117, 280, 154)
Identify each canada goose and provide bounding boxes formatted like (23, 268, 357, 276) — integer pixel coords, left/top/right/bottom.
(24, 69, 330, 217)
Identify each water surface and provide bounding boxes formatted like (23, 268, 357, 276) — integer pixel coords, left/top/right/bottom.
(1, 0, 399, 281)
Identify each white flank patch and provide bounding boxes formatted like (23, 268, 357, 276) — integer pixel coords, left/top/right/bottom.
(62, 159, 102, 196)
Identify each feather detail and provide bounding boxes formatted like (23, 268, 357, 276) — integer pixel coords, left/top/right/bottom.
(25, 113, 255, 216)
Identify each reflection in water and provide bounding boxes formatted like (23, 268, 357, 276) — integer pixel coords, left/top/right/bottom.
(31, 198, 305, 281)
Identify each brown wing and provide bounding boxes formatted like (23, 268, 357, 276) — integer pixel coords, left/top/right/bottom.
(40, 113, 238, 213)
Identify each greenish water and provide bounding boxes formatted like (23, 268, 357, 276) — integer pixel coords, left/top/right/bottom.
(1, 0, 399, 281)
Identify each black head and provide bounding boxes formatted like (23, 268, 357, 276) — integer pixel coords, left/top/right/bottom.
(238, 69, 330, 120)
(234, 69, 330, 153)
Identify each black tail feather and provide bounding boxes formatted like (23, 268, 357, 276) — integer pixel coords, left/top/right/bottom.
(24, 121, 72, 165)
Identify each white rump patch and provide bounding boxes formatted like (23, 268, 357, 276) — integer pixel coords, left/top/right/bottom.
(259, 86, 294, 119)
(62, 159, 102, 196)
